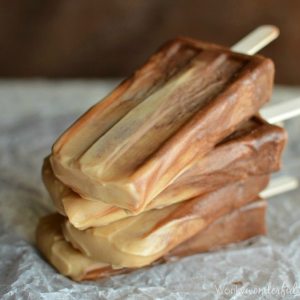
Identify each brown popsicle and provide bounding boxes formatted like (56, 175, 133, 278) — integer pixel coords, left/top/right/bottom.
(43, 117, 285, 229)
(50, 37, 274, 212)
(61, 175, 269, 268)
(36, 200, 266, 281)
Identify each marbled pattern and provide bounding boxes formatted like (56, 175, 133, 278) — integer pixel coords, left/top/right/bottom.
(0, 81, 299, 299)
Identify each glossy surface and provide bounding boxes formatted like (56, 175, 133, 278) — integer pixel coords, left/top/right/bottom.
(36, 200, 266, 281)
(43, 117, 286, 229)
(50, 38, 274, 212)
(62, 175, 269, 268)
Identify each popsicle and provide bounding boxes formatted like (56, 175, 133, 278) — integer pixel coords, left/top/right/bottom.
(36, 200, 266, 281)
(50, 37, 274, 212)
(61, 175, 269, 268)
(43, 117, 286, 229)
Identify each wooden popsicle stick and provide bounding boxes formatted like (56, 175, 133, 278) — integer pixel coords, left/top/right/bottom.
(260, 176, 299, 198)
(233, 26, 300, 125)
(230, 25, 298, 196)
(231, 25, 279, 55)
(260, 97, 300, 124)
(261, 98, 300, 195)
(260, 98, 300, 196)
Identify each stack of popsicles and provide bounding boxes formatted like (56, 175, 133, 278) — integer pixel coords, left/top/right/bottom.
(36, 37, 287, 281)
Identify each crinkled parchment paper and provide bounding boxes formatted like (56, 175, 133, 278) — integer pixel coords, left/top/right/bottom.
(1, 81, 300, 300)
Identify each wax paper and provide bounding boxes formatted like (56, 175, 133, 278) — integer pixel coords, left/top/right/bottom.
(0, 81, 300, 299)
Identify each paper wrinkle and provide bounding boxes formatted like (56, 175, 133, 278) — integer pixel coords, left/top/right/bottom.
(0, 81, 300, 300)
